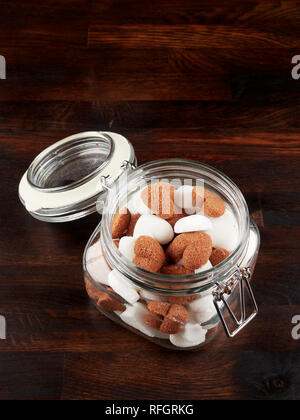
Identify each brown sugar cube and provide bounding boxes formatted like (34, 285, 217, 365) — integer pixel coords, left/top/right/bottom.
(165, 235, 188, 263)
(85, 277, 105, 301)
(167, 293, 196, 305)
(160, 318, 181, 334)
(166, 304, 189, 325)
(126, 213, 141, 236)
(141, 182, 175, 220)
(210, 248, 230, 266)
(204, 190, 226, 218)
(134, 236, 165, 262)
(158, 284, 197, 304)
(97, 291, 126, 312)
(164, 232, 192, 263)
(147, 301, 171, 318)
(133, 236, 165, 273)
(143, 315, 162, 331)
(133, 256, 160, 273)
(193, 187, 225, 218)
(112, 207, 131, 239)
(167, 295, 196, 304)
(166, 232, 212, 264)
(160, 265, 194, 276)
(163, 284, 196, 304)
(183, 242, 212, 270)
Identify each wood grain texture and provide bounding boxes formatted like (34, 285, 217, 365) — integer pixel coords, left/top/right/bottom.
(88, 25, 300, 49)
(0, 75, 232, 101)
(89, 0, 300, 28)
(61, 350, 300, 400)
(2, 46, 297, 75)
(0, 353, 65, 400)
(0, 0, 299, 401)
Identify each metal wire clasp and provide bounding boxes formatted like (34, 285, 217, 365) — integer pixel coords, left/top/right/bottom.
(100, 175, 112, 192)
(100, 160, 137, 192)
(213, 267, 258, 338)
(120, 160, 136, 171)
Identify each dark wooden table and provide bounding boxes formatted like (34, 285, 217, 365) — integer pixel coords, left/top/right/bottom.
(0, 0, 300, 400)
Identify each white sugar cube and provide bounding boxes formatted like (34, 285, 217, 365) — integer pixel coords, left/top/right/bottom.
(174, 214, 212, 234)
(170, 323, 207, 348)
(189, 294, 218, 324)
(119, 236, 136, 262)
(120, 303, 169, 339)
(139, 288, 164, 302)
(133, 214, 174, 245)
(241, 229, 258, 267)
(194, 260, 213, 274)
(86, 242, 111, 286)
(108, 269, 140, 304)
(206, 209, 239, 252)
(127, 192, 152, 215)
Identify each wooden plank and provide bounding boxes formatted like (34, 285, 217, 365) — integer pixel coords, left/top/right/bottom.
(0, 75, 232, 101)
(0, 99, 300, 132)
(0, 1, 88, 48)
(89, 0, 300, 29)
(61, 350, 241, 400)
(0, 213, 99, 266)
(61, 349, 300, 399)
(0, 353, 64, 400)
(0, 264, 86, 311)
(88, 25, 300, 49)
(2, 130, 299, 157)
(0, 46, 297, 76)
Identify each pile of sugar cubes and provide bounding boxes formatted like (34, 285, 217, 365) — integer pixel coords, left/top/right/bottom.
(85, 182, 244, 348)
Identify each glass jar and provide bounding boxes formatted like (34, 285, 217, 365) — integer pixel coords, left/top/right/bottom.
(83, 159, 260, 350)
(18, 132, 260, 350)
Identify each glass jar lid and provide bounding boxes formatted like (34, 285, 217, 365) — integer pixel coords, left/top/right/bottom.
(18, 131, 136, 222)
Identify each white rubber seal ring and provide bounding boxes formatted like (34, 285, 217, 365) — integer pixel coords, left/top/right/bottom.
(19, 131, 132, 213)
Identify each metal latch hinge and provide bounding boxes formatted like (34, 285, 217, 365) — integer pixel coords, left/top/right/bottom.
(120, 160, 136, 171)
(100, 160, 137, 192)
(213, 267, 258, 338)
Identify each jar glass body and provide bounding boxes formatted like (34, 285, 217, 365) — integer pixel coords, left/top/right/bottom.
(83, 159, 260, 350)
